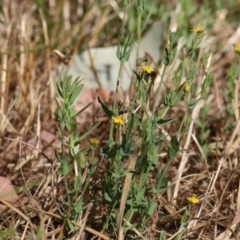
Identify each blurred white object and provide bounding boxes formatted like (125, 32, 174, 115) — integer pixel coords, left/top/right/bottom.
(56, 21, 164, 91)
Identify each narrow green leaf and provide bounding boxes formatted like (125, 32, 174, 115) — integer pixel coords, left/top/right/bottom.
(66, 117, 77, 134)
(116, 43, 122, 60)
(202, 73, 213, 92)
(74, 197, 83, 213)
(53, 78, 63, 98)
(74, 175, 82, 190)
(157, 117, 178, 125)
(125, 223, 137, 230)
(78, 122, 100, 141)
(187, 66, 197, 81)
(155, 169, 167, 187)
(67, 219, 75, 232)
(168, 136, 179, 160)
(78, 152, 86, 169)
(54, 96, 61, 109)
(147, 201, 158, 216)
(56, 108, 64, 123)
(59, 154, 70, 176)
(98, 96, 115, 117)
(69, 84, 83, 105)
(163, 91, 183, 107)
(121, 44, 133, 62)
(200, 51, 211, 64)
(54, 150, 61, 162)
(160, 230, 166, 240)
(74, 102, 92, 118)
(70, 76, 81, 90)
(104, 192, 112, 202)
(135, 186, 146, 202)
(187, 98, 201, 109)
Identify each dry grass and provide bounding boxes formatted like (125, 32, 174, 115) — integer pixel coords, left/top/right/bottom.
(1, 0, 240, 239)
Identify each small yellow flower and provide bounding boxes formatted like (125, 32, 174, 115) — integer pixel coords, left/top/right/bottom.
(190, 24, 204, 33)
(234, 44, 240, 53)
(183, 83, 190, 93)
(141, 64, 154, 74)
(187, 194, 199, 204)
(89, 138, 100, 146)
(112, 115, 124, 125)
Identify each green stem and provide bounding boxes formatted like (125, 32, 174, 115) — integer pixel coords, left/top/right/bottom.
(109, 62, 123, 147)
(136, 11, 142, 59)
(177, 93, 191, 139)
(103, 201, 118, 231)
(152, 64, 168, 117)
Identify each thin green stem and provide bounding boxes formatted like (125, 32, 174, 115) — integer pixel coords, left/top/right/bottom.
(109, 62, 123, 146)
(177, 93, 191, 139)
(136, 11, 142, 59)
(152, 64, 168, 117)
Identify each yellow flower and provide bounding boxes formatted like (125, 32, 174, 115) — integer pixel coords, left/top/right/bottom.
(112, 115, 124, 125)
(141, 64, 154, 74)
(89, 138, 100, 146)
(187, 194, 199, 204)
(234, 44, 240, 53)
(190, 24, 204, 33)
(183, 83, 190, 93)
